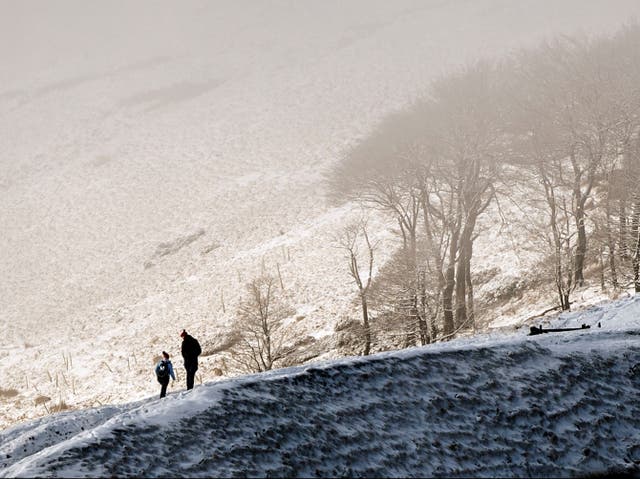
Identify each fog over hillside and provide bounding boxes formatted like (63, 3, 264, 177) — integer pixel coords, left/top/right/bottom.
(2, 0, 640, 429)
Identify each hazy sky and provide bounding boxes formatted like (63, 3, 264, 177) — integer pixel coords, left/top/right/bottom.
(2, 0, 640, 86)
(2, 0, 640, 344)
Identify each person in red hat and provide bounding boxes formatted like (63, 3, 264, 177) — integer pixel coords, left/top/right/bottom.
(180, 329, 202, 390)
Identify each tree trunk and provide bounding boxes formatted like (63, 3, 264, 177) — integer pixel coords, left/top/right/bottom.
(430, 312, 439, 341)
(454, 245, 467, 329)
(406, 229, 424, 344)
(540, 167, 570, 312)
(632, 199, 640, 293)
(634, 256, 640, 294)
(605, 198, 619, 289)
(416, 269, 429, 345)
(556, 261, 567, 310)
(263, 320, 272, 371)
(360, 294, 371, 355)
(608, 238, 619, 290)
(420, 186, 443, 342)
(442, 220, 460, 337)
(562, 294, 570, 311)
(570, 147, 596, 289)
(620, 201, 628, 260)
(598, 245, 605, 291)
(456, 207, 479, 329)
(465, 247, 475, 332)
(574, 199, 587, 287)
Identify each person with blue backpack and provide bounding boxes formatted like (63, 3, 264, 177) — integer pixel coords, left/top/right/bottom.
(155, 351, 176, 398)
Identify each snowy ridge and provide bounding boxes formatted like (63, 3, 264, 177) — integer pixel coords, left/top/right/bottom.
(3, 297, 640, 478)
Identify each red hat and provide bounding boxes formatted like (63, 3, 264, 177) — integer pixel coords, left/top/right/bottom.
(180, 329, 187, 338)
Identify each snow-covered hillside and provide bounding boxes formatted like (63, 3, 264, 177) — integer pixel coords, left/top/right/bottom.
(2, 296, 640, 477)
(3, 0, 640, 429)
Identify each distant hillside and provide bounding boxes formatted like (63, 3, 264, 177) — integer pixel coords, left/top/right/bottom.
(3, 0, 640, 431)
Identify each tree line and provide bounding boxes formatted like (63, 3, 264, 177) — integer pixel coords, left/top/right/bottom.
(328, 24, 640, 354)
(226, 25, 640, 369)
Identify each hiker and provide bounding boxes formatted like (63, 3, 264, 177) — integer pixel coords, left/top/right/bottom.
(155, 351, 176, 398)
(180, 329, 202, 390)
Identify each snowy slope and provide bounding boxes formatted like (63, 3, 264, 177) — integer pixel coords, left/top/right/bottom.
(2, 297, 640, 478)
(3, 0, 640, 430)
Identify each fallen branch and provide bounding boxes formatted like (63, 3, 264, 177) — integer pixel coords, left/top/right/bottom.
(529, 324, 591, 336)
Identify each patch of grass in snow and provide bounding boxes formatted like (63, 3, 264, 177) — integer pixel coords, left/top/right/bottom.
(50, 400, 70, 413)
(0, 388, 19, 399)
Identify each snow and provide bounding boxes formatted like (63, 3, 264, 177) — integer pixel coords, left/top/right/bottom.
(3, 0, 640, 436)
(1, 296, 640, 477)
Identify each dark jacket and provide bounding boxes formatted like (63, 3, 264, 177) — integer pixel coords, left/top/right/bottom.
(181, 334, 202, 369)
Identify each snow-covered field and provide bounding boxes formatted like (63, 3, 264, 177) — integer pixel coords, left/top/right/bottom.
(2, 0, 640, 430)
(2, 296, 640, 477)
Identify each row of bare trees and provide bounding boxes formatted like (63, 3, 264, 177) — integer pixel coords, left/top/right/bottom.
(330, 64, 505, 349)
(330, 25, 640, 354)
(509, 26, 640, 307)
(227, 26, 640, 367)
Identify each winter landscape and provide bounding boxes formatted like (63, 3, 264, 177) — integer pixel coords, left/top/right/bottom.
(3, 0, 640, 477)
(1, 297, 640, 477)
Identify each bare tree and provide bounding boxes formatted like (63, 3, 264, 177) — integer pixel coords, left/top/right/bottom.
(230, 275, 295, 373)
(505, 65, 581, 310)
(620, 131, 640, 292)
(426, 63, 502, 331)
(336, 219, 376, 355)
(519, 33, 640, 287)
(328, 105, 440, 343)
(542, 158, 578, 310)
(609, 26, 640, 292)
(329, 64, 502, 339)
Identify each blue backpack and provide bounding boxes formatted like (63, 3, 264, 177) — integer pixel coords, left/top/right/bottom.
(156, 360, 169, 380)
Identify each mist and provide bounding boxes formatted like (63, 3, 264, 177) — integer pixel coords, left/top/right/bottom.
(2, 0, 640, 432)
